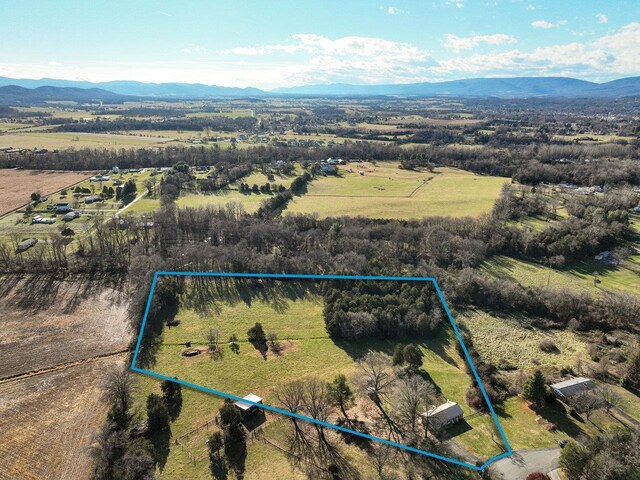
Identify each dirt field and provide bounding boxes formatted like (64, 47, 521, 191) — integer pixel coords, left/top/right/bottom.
(0, 356, 125, 480)
(0, 169, 90, 216)
(0, 277, 131, 379)
(0, 276, 132, 480)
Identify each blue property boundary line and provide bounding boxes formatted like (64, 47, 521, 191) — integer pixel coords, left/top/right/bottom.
(130, 272, 514, 472)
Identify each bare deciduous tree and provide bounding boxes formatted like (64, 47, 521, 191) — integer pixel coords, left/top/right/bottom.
(394, 375, 436, 433)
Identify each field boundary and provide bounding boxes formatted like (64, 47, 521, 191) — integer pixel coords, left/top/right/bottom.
(130, 272, 514, 472)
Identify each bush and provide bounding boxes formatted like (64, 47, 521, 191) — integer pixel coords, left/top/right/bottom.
(539, 339, 558, 353)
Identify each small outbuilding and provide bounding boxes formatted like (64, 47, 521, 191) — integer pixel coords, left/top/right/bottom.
(234, 393, 263, 414)
(550, 377, 594, 401)
(421, 400, 464, 430)
(595, 251, 617, 266)
(16, 238, 38, 253)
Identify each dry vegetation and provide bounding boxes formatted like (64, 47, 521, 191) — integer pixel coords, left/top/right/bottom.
(0, 356, 125, 480)
(0, 277, 130, 378)
(0, 169, 90, 215)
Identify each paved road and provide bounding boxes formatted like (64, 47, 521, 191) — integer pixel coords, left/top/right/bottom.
(488, 447, 561, 480)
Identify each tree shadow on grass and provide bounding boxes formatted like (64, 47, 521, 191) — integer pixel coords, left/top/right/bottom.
(148, 426, 171, 472)
(135, 301, 178, 369)
(535, 398, 587, 439)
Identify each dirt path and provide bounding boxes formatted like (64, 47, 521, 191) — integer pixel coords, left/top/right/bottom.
(0, 349, 128, 385)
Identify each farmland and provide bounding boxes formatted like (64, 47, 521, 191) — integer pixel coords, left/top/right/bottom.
(0, 278, 131, 480)
(286, 164, 508, 220)
(0, 169, 89, 215)
(0, 131, 176, 150)
(0, 356, 125, 480)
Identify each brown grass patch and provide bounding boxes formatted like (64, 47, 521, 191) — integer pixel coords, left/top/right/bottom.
(0, 169, 90, 215)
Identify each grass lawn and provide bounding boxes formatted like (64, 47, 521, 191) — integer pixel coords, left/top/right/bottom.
(459, 309, 587, 369)
(286, 164, 508, 220)
(483, 254, 640, 296)
(176, 190, 268, 213)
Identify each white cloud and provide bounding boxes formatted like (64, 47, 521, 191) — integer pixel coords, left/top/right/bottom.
(442, 33, 516, 52)
(525, 4, 535, 11)
(596, 13, 608, 24)
(446, 0, 464, 8)
(158, 11, 172, 17)
(180, 44, 208, 54)
(222, 34, 432, 86)
(387, 6, 398, 15)
(430, 23, 640, 78)
(532, 19, 567, 29)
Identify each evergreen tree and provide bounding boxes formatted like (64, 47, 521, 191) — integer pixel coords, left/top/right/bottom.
(402, 344, 423, 372)
(522, 370, 547, 406)
(328, 374, 355, 427)
(392, 344, 404, 366)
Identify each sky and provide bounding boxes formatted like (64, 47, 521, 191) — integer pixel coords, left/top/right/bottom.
(0, 0, 639, 89)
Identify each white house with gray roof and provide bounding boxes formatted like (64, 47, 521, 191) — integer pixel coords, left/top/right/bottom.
(550, 377, 594, 401)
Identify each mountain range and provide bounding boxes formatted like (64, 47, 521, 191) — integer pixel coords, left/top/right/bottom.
(1, 76, 640, 102)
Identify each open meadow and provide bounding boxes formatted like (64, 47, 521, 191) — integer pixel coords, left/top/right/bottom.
(0, 131, 176, 150)
(286, 164, 508, 220)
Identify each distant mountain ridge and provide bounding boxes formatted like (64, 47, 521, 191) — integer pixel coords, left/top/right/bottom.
(271, 77, 640, 97)
(1, 76, 640, 101)
(0, 85, 134, 104)
(0, 77, 264, 99)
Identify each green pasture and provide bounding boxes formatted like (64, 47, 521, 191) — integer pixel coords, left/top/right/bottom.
(286, 164, 508, 220)
(483, 254, 640, 296)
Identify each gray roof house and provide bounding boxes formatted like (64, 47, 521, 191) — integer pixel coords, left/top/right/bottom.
(421, 400, 464, 430)
(550, 377, 594, 401)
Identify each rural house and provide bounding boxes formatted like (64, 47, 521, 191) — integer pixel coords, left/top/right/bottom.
(550, 377, 594, 401)
(234, 393, 263, 415)
(421, 400, 464, 430)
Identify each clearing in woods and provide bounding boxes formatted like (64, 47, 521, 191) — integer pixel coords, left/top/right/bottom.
(285, 164, 508, 220)
(0, 169, 90, 215)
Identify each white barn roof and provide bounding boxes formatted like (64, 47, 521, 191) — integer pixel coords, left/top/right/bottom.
(425, 400, 463, 422)
(234, 393, 263, 411)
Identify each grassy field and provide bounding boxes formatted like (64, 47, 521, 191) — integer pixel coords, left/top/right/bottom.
(459, 309, 587, 369)
(286, 164, 508, 220)
(483, 254, 640, 296)
(139, 278, 507, 466)
(496, 392, 637, 451)
(0, 131, 176, 150)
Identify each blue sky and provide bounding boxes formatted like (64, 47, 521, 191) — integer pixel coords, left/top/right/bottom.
(0, 0, 638, 89)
